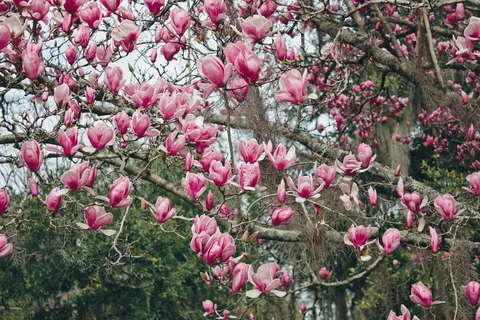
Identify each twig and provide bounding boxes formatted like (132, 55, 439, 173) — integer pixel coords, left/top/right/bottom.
(422, 9, 445, 89)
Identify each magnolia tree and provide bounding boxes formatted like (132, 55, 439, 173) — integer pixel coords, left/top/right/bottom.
(0, 0, 479, 318)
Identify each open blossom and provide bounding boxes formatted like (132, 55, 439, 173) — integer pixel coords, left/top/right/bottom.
(87, 123, 115, 151)
(271, 206, 294, 226)
(314, 164, 336, 188)
(378, 228, 401, 254)
(0, 189, 9, 215)
(465, 281, 480, 306)
(239, 139, 265, 163)
(344, 225, 375, 260)
(239, 15, 273, 42)
(401, 192, 427, 214)
(209, 160, 231, 187)
(76, 206, 115, 236)
(464, 172, 480, 195)
(246, 263, 285, 298)
(112, 20, 141, 52)
(155, 196, 176, 223)
(47, 127, 79, 158)
(387, 305, 419, 320)
(204, 0, 227, 24)
(162, 131, 185, 156)
(410, 282, 443, 308)
(79, 2, 102, 29)
(199, 147, 224, 172)
(434, 194, 456, 221)
(0, 24, 10, 51)
(0, 234, 13, 259)
(20, 140, 44, 172)
(197, 56, 232, 98)
(192, 231, 236, 265)
(339, 182, 359, 211)
(237, 162, 261, 191)
(274, 69, 308, 105)
(287, 172, 325, 202)
(61, 162, 92, 192)
(203, 300, 217, 317)
(182, 173, 207, 199)
(465, 17, 480, 43)
(335, 153, 362, 179)
(235, 50, 262, 84)
(266, 144, 296, 171)
(357, 143, 375, 169)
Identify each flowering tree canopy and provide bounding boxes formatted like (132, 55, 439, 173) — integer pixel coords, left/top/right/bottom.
(0, 0, 479, 318)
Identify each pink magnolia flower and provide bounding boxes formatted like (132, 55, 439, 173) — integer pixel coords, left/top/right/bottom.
(271, 206, 294, 226)
(209, 160, 231, 187)
(61, 162, 92, 192)
(86, 164, 97, 187)
(228, 77, 249, 102)
(368, 186, 377, 206)
(77, 206, 115, 236)
(274, 69, 308, 105)
(27, 0, 50, 21)
(182, 173, 207, 200)
(287, 172, 325, 202)
(30, 176, 39, 196)
(378, 228, 401, 255)
(266, 144, 296, 171)
(179, 115, 218, 149)
(0, 24, 10, 51)
(232, 263, 249, 292)
(387, 305, 419, 320)
(237, 162, 261, 191)
(114, 111, 130, 135)
(124, 81, 162, 109)
(161, 131, 185, 156)
(103, 176, 133, 208)
(47, 127, 79, 158)
(22, 41, 44, 80)
(357, 143, 376, 169)
(20, 140, 44, 172)
(335, 153, 362, 179)
(239, 139, 265, 163)
(464, 172, 480, 196)
(465, 17, 480, 43)
(281, 270, 290, 287)
(299, 303, 307, 315)
(145, 0, 164, 15)
(401, 192, 427, 214)
(79, 2, 102, 29)
(239, 15, 273, 42)
(112, 20, 142, 52)
(277, 179, 286, 203)
(434, 194, 456, 221)
(155, 196, 176, 223)
(246, 263, 285, 298)
(394, 164, 401, 176)
(429, 227, 440, 253)
(410, 282, 443, 308)
(132, 110, 159, 138)
(46, 187, 63, 213)
(0, 189, 10, 215)
(275, 31, 287, 61)
(203, 300, 217, 316)
(104, 66, 124, 94)
(318, 267, 332, 280)
(465, 281, 480, 306)
(171, 8, 189, 36)
(87, 123, 115, 151)
(65, 45, 77, 65)
(200, 232, 236, 265)
(204, 0, 227, 24)
(314, 164, 336, 188)
(199, 147, 224, 172)
(158, 93, 187, 120)
(191, 214, 217, 236)
(197, 56, 233, 98)
(99, 0, 121, 12)
(206, 190, 214, 211)
(0, 234, 13, 259)
(63, 0, 87, 13)
(235, 50, 262, 84)
(344, 225, 375, 260)
(339, 182, 359, 211)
